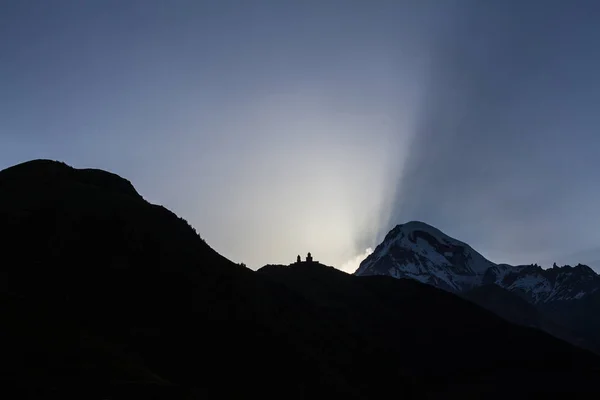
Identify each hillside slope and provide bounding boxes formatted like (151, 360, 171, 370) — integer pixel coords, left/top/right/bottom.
(2, 160, 600, 398)
(0, 160, 377, 399)
(260, 262, 600, 397)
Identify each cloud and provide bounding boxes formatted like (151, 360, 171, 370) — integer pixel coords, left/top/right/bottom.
(386, 1, 600, 267)
(338, 248, 373, 274)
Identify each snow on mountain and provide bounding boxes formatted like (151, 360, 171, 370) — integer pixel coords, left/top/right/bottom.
(499, 263, 600, 303)
(355, 221, 600, 304)
(355, 221, 495, 292)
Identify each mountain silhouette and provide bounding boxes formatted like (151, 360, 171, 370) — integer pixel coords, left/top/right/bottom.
(2, 160, 600, 398)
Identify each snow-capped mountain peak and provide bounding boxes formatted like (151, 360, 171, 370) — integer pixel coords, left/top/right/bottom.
(355, 221, 494, 292)
(355, 222, 600, 304)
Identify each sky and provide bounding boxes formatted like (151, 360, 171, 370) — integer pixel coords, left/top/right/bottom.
(2, 1, 600, 272)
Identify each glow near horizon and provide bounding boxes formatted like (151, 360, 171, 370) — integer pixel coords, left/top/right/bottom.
(5, 2, 600, 271)
(184, 84, 415, 270)
(0, 1, 428, 271)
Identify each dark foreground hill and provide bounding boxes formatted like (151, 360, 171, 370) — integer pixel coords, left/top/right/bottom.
(1, 160, 600, 399)
(259, 262, 600, 397)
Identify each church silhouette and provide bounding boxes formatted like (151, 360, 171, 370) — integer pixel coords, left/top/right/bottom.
(295, 252, 317, 264)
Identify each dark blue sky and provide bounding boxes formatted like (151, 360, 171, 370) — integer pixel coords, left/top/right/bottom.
(2, 1, 600, 270)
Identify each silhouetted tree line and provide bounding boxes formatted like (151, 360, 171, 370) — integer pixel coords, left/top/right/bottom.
(177, 216, 205, 242)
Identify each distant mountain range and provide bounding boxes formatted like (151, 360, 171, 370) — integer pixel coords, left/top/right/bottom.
(356, 221, 600, 352)
(2, 160, 600, 398)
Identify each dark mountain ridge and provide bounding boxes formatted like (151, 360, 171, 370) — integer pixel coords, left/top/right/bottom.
(2, 160, 600, 398)
(0, 159, 142, 200)
(0, 160, 355, 398)
(259, 262, 600, 396)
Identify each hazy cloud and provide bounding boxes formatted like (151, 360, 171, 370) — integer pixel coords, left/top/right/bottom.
(339, 248, 373, 274)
